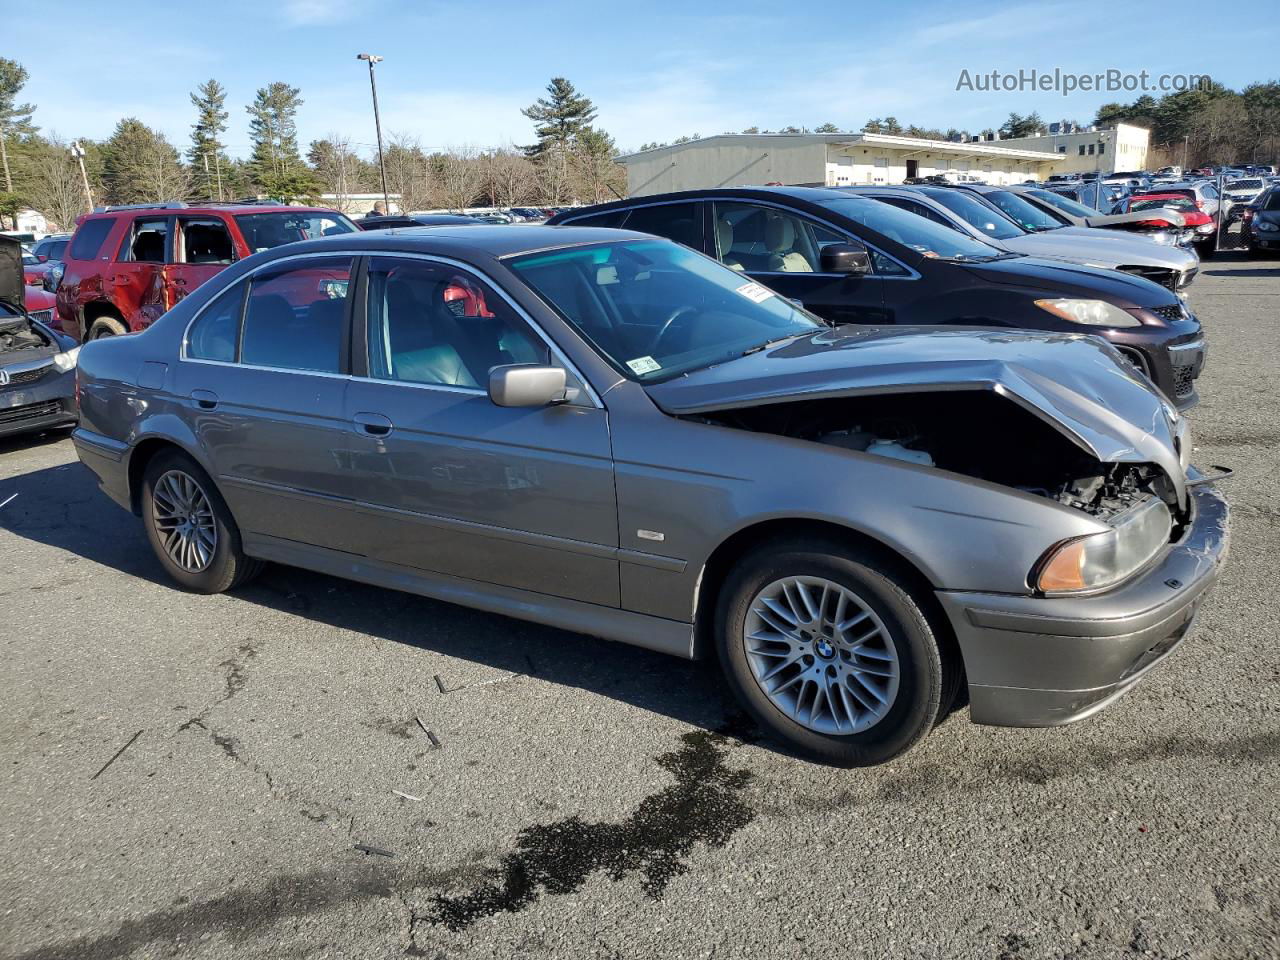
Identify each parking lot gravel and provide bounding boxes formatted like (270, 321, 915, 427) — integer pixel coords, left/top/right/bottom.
(2, 251, 1278, 960)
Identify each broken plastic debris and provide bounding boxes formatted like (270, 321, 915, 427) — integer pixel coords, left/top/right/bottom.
(90, 729, 144, 781)
(354, 843, 395, 858)
(392, 790, 423, 802)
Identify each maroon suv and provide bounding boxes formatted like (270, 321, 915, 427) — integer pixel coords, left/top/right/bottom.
(56, 202, 358, 341)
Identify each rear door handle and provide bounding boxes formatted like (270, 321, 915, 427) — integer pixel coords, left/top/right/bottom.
(190, 389, 219, 410)
(353, 412, 393, 437)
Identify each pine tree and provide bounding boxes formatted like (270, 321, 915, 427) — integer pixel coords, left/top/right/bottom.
(0, 58, 38, 224)
(101, 118, 189, 204)
(521, 77, 598, 159)
(188, 79, 231, 201)
(246, 82, 317, 199)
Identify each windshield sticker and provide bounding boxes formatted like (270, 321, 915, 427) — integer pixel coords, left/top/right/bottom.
(734, 281, 774, 303)
(626, 356, 662, 375)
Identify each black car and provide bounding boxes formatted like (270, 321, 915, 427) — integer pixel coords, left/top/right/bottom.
(548, 186, 1206, 409)
(0, 236, 79, 439)
(1247, 186, 1280, 254)
(358, 213, 480, 230)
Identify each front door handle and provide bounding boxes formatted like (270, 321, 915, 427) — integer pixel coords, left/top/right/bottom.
(190, 389, 219, 410)
(353, 412, 393, 437)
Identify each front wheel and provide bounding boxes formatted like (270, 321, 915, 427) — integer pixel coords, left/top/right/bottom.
(87, 316, 127, 340)
(716, 539, 958, 766)
(141, 450, 262, 593)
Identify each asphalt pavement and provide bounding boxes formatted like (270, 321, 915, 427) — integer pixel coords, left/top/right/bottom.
(2, 250, 1278, 960)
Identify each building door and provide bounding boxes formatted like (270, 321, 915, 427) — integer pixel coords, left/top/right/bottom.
(906, 159, 919, 180)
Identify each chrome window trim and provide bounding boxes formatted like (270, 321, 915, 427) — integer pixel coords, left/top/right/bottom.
(179, 248, 602, 409)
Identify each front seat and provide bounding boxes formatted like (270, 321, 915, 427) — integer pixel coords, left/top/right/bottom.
(716, 218, 744, 271)
(764, 217, 813, 273)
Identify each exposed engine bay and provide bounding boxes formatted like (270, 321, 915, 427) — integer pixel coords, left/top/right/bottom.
(0, 315, 53, 360)
(687, 390, 1182, 523)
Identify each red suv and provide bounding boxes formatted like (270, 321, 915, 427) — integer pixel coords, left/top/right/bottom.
(56, 202, 358, 341)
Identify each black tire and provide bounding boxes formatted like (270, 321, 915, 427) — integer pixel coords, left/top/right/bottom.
(141, 449, 263, 593)
(715, 538, 958, 766)
(88, 316, 127, 340)
(1194, 240, 1216, 260)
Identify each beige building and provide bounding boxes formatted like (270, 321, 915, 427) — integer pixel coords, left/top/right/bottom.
(618, 132, 1065, 197)
(996, 123, 1151, 174)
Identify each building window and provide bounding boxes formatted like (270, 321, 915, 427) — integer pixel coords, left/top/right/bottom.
(1087, 144, 1095, 155)
(1098, 142, 1105, 155)
(1079, 144, 1086, 155)
(1058, 145, 1067, 153)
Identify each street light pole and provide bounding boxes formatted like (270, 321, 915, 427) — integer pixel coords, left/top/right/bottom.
(70, 141, 94, 211)
(357, 53, 391, 215)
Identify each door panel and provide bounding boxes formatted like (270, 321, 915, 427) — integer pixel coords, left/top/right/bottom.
(106, 216, 170, 331)
(344, 255, 619, 605)
(179, 255, 362, 553)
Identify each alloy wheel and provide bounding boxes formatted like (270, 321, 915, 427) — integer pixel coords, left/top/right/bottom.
(151, 470, 218, 573)
(743, 576, 900, 734)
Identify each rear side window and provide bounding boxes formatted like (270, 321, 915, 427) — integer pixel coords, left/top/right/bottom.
(621, 203, 703, 249)
(186, 282, 246, 362)
(68, 219, 114, 261)
(565, 210, 627, 228)
(240, 256, 352, 373)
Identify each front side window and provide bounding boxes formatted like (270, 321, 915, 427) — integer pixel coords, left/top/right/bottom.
(233, 211, 358, 254)
(240, 256, 352, 373)
(509, 239, 823, 383)
(365, 257, 545, 389)
(713, 201, 851, 274)
(179, 219, 235, 265)
(566, 210, 627, 228)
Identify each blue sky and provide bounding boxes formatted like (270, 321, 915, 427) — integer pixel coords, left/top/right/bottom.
(11, 0, 1277, 160)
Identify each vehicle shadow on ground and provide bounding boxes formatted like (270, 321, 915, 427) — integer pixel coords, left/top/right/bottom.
(1200, 266, 1280, 278)
(0, 456, 753, 748)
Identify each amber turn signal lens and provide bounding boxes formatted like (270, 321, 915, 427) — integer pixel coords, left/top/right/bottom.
(1038, 540, 1088, 592)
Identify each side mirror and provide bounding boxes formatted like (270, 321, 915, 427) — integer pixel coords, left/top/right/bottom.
(488, 364, 567, 407)
(820, 243, 871, 275)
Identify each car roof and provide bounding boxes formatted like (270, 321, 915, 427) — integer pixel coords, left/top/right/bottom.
(246, 224, 661, 262)
(557, 185, 867, 215)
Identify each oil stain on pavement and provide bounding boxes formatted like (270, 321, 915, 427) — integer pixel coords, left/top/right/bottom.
(427, 726, 756, 932)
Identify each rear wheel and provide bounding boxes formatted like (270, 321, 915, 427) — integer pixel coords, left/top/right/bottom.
(87, 316, 126, 340)
(716, 539, 958, 766)
(141, 450, 262, 593)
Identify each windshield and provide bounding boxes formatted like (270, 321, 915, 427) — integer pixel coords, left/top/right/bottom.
(981, 190, 1066, 231)
(234, 211, 358, 253)
(818, 197, 1006, 261)
(508, 239, 823, 382)
(924, 190, 1025, 240)
(1264, 190, 1280, 212)
(1131, 196, 1195, 213)
(22, 253, 38, 265)
(1027, 189, 1098, 220)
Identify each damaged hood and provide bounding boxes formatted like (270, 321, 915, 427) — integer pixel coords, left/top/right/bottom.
(1001, 227, 1199, 272)
(646, 325, 1187, 505)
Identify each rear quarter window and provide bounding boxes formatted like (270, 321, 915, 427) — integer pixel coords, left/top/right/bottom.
(68, 218, 115, 261)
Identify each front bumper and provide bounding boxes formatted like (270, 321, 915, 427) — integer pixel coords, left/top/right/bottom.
(937, 481, 1229, 727)
(0, 364, 77, 438)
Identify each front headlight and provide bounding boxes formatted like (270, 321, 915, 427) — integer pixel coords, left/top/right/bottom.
(1034, 496, 1172, 594)
(1034, 298, 1143, 327)
(52, 346, 80, 372)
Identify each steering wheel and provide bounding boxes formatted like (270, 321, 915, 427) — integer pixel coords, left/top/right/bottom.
(649, 305, 699, 353)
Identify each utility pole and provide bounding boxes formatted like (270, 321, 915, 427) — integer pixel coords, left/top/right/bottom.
(70, 141, 94, 211)
(357, 53, 391, 214)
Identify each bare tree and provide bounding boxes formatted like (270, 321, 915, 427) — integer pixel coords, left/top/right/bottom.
(480, 147, 535, 207)
(533, 143, 574, 205)
(25, 138, 89, 230)
(436, 146, 483, 211)
(308, 134, 366, 207)
(383, 132, 435, 212)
